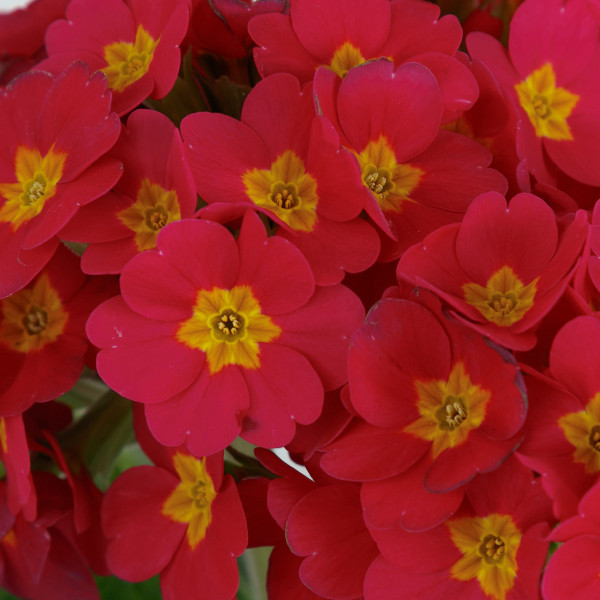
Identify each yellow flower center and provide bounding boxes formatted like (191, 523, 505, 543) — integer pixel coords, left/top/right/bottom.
(353, 136, 423, 213)
(558, 393, 600, 474)
(448, 513, 521, 600)
(328, 41, 367, 78)
(101, 25, 159, 93)
(462, 265, 538, 327)
(514, 62, 579, 141)
(117, 178, 181, 251)
(242, 150, 318, 232)
(0, 146, 67, 231)
(162, 454, 217, 550)
(0, 273, 68, 353)
(176, 285, 281, 375)
(404, 362, 490, 458)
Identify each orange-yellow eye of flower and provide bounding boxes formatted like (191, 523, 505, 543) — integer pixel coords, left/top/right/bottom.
(118, 178, 181, 251)
(243, 150, 319, 232)
(448, 513, 522, 600)
(559, 393, 600, 474)
(0, 273, 68, 353)
(514, 62, 579, 141)
(404, 362, 490, 458)
(328, 41, 367, 78)
(462, 265, 538, 327)
(176, 285, 281, 374)
(162, 454, 217, 549)
(101, 25, 159, 93)
(353, 136, 423, 213)
(0, 145, 67, 231)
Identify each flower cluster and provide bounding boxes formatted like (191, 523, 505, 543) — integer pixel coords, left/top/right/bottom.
(1, 0, 600, 598)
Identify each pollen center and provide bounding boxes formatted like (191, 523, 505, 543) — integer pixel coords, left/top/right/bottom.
(589, 425, 600, 452)
(23, 306, 48, 335)
(145, 205, 169, 231)
(210, 309, 245, 341)
(514, 62, 579, 141)
(448, 514, 521, 600)
(353, 136, 423, 213)
(269, 182, 299, 210)
(489, 292, 517, 317)
(102, 25, 159, 93)
(559, 393, 600, 473)
(479, 534, 506, 564)
(436, 396, 468, 430)
(23, 175, 47, 206)
(242, 150, 318, 232)
(463, 265, 538, 327)
(118, 178, 180, 251)
(404, 362, 490, 458)
(176, 285, 281, 374)
(363, 165, 394, 198)
(162, 454, 217, 550)
(0, 145, 67, 231)
(0, 273, 68, 353)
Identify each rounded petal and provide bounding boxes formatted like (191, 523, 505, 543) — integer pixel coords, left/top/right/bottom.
(103, 465, 185, 581)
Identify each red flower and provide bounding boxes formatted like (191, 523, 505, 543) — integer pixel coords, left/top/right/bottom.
(0, 244, 117, 416)
(60, 109, 197, 274)
(87, 211, 364, 455)
(0, 63, 121, 297)
(543, 480, 600, 600)
(181, 73, 380, 285)
(397, 191, 588, 350)
(342, 293, 526, 531)
(314, 59, 507, 260)
(39, 0, 190, 115)
(103, 448, 246, 600)
(467, 0, 600, 187)
(518, 316, 600, 519)
(363, 457, 552, 600)
(249, 0, 477, 121)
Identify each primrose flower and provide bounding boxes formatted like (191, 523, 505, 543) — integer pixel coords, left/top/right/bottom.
(59, 109, 197, 274)
(182, 73, 380, 285)
(518, 316, 600, 520)
(364, 457, 552, 600)
(39, 0, 190, 115)
(336, 293, 526, 532)
(397, 191, 588, 350)
(467, 0, 600, 187)
(0, 244, 117, 416)
(314, 59, 507, 260)
(87, 211, 364, 456)
(250, 0, 477, 121)
(103, 443, 246, 600)
(0, 63, 121, 297)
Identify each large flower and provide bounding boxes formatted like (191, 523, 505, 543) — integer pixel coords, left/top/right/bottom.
(314, 59, 507, 260)
(181, 72, 380, 285)
(332, 292, 526, 532)
(397, 191, 588, 350)
(87, 211, 364, 456)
